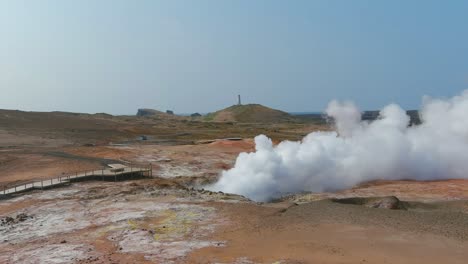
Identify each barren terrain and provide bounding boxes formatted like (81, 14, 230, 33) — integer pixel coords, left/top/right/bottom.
(1, 110, 467, 263)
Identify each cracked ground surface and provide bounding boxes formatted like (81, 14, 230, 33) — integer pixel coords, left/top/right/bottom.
(1, 115, 468, 263)
(1, 175, 468, 263)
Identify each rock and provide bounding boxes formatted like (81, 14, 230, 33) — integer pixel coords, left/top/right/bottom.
(1, 216, 14, 226)
(60, 240, 67, 244)
(332, 196, 406, 210)
(1, 213, 33, 226)
(175, 132, 191, 136)
(16, 213, 31, 222)
(366, 196, 405, 210)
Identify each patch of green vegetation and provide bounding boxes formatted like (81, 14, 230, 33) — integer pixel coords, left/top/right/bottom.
(203, 112, 215, 121)
(127, 219, 139, 230)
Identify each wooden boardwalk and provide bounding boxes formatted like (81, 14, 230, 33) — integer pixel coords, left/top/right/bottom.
(0, 165, 152, 197)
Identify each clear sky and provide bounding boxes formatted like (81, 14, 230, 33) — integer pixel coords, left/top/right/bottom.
(1, 0, 467, 115)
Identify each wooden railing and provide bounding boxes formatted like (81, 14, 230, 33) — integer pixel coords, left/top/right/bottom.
(1, 164, 153, 197)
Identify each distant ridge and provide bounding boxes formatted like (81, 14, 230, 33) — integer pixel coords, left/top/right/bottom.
(294, 110, 421, 125)
(136, 108, 168, 117)
(362, 110, 421, 125)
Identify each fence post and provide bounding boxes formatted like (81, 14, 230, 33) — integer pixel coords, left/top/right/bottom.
(41, 180, 43, 190)
(114, 171, 117, 182)
(102, 169, 104, 181)
(14, 186, 16, 192)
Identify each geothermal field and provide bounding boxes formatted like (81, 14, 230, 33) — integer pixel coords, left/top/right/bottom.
(1, 93, 468, 263)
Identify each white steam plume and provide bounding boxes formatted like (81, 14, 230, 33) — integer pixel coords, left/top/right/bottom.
(207, 90, 468, 202)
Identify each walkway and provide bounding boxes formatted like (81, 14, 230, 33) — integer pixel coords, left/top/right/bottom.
(0, 165, 152, 197)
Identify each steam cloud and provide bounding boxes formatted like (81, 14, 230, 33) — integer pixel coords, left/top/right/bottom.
(207, 90, 468, 202)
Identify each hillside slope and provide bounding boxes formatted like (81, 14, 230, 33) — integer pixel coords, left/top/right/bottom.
(205, 104, 294, 123)
(136, 108, 168, 117)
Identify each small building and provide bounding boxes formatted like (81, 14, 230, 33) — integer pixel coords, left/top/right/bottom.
(166, 110, 174, 115)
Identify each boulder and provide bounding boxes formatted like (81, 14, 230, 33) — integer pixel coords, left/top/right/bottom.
(332, 196, 406, 210)
(366, 196, 405, 210)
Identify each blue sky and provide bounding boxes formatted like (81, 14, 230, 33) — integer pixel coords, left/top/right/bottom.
(1, 0, 467, 114)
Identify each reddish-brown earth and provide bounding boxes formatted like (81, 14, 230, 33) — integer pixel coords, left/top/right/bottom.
(1, 111, 468, 263)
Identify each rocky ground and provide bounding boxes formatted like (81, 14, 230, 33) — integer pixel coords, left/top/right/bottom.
(1, 177, 468, 263)
(0, 180, 237, 263)
(1, 112, 468, 263)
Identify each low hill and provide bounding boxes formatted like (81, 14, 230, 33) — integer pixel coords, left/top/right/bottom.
(205, 104, 295, 123)
(136, 108, 167, 117)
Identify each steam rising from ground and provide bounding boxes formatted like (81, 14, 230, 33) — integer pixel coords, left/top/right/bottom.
(207, 91, 468, 202)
